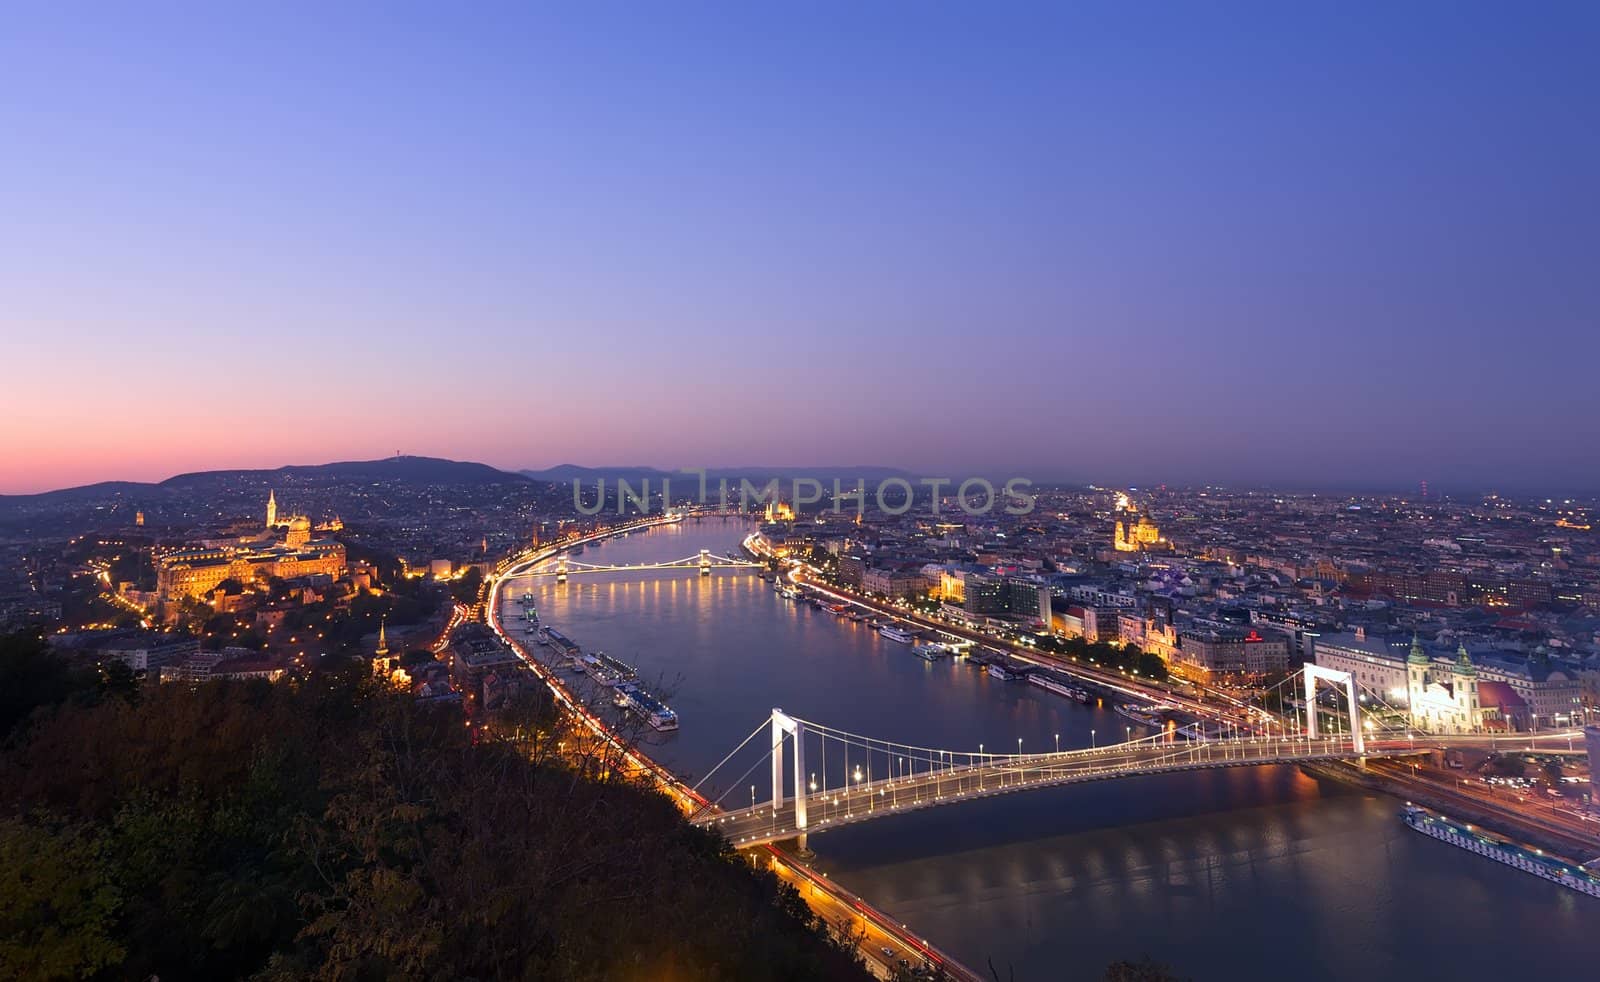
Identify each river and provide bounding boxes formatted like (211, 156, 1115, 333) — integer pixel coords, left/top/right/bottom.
(502, 518, 1597, 980)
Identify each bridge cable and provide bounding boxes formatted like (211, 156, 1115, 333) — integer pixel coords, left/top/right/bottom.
(690, 717, 774, 793)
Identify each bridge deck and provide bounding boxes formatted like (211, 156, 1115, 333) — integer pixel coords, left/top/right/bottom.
(700, 738, 1378, 847)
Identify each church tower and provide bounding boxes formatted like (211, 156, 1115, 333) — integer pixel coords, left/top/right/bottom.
(1453, 642, 1479, 731)
(266, 490, 277, 531)
(375, 616, 389, 658)
(1406, 632, 1430, 720)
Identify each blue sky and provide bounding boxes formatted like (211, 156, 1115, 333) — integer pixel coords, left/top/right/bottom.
(2, 2, 1596, 493)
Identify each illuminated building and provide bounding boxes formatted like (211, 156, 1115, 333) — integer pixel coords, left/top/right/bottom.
(1173, 627, 1290, 680)
(1112, 493, 1163, 552)
(156, 493, 346, 602)
(765, 499, 795, 522)
(1406, 636, 1481, 734)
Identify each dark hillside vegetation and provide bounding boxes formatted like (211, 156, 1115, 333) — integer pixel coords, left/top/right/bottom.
(0, 632, 869, 981)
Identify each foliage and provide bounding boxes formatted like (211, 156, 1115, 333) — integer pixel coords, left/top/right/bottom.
(0, 635, 869, 981)
(450, 566, 485, 605)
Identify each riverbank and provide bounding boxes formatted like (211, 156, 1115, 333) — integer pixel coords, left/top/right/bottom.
(1301, 759, 1599, 863)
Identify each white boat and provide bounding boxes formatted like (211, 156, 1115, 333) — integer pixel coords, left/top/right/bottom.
(1116, 703, 1169, 728)
(580, 651, 637, 687)
(614, 682, 680, 731)
(988, 664, 1019, 681)
(879, 625, 916, 643)
(912, 642, 947, 661)
(1029, 673, 1086, 701)
(1402, 805, 1600, 899)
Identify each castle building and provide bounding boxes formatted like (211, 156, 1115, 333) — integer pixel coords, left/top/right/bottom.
(156, 493, 346, 602)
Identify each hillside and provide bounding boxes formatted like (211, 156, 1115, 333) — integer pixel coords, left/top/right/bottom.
(0, 634, 871, 981)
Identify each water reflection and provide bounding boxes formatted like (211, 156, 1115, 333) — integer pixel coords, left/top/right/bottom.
(508, 519, 1596, 980)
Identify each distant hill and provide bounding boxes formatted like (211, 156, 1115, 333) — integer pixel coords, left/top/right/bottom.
(524, 464, 915, 485)
(0, 456, 537, 513)
(0, 481, 164, 506)
(522, 464, 675, 485)
(162, 455, 534, 488)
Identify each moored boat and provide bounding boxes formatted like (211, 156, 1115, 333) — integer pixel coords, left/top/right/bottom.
(581, 651, 638, 687)
(1029, 673, 1086, 701)
(613, 682, 680, 731)
(1401, 805, 1600, 899)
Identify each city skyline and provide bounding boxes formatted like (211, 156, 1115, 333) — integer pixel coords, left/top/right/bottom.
(4, 4, 1598, 494)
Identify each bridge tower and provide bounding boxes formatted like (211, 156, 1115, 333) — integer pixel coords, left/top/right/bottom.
(770, 709, 807, 830)
(556, 557, 567, 583)
(700, 548, 712, 575)
(1302, 663, 1365, 754)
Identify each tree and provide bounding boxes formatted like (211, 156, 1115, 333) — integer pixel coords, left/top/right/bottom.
(0, 818, 124, 980)
(0, 667, 872, 981)
(450, 566, 484, 606)
(0, 632, 95, 742)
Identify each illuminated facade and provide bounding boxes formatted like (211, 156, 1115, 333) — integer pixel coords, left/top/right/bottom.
(1406, 635, 1481, 734)
(1113, 495, 1163, 552)
(157, 493, 346, 601)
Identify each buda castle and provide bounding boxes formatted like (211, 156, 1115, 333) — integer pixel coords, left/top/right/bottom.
(155, 491, 347, 602)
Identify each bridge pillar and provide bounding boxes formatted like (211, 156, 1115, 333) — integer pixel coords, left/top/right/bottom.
(771, 709, 807, 831)
(700, 548, 711, 575)
(1302, 663, 1364, 754)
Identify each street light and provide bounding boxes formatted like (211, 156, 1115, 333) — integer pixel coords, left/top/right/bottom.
(1091, 729, 1096, 749)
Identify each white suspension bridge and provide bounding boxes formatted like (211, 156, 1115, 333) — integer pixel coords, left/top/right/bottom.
(689, 663, 1428, 848)
(518, 547, 763, 581)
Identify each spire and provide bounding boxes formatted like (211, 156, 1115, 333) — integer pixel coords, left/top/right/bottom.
(1408, 631, 1430, 665)
(1455, 641, 1475, 673)
(266, 490, 277, 530)
(375, 616, 389, 657)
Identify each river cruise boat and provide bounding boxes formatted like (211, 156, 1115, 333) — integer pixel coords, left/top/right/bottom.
(1402, 805, 1600, 899)
(1115, 703, 1172, 729)
(613, 682, 680, 732)
(1029, 673, 1087, 702)
(912, 642, 948, 661)
(987, 663, 1020, 681)
(879, 625, 916, 643)
(581, 651, 637, 687)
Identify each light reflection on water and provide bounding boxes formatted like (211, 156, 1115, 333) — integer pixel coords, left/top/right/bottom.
(509, 519, 1598, 980)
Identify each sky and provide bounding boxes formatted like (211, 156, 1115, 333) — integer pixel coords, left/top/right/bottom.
(2, 2, 1597, 495)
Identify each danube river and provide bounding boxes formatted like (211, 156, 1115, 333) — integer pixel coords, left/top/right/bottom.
(505, 519, 1597, 980)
